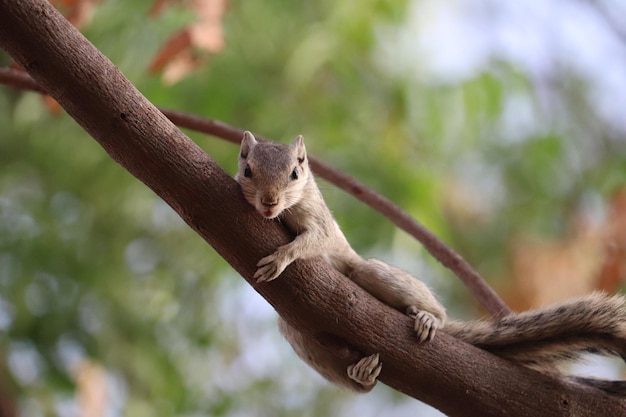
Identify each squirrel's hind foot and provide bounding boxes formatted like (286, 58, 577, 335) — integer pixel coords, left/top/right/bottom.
(407, 306, 442, 343)
(347, 353, 382, 388)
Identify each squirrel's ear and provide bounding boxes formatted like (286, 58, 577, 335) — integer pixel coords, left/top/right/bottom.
(240, 131, 257, 159)
(292, 135, 307, 163)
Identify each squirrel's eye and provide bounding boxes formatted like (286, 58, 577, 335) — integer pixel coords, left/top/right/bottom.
(244, 164, 252, 178)
(290, 167, 298, 180)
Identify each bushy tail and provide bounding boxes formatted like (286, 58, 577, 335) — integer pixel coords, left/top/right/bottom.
(569, 377, 626, 397)
(444, 292, 626, 368)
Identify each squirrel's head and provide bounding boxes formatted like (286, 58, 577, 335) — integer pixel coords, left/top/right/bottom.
(236, 131, 310, 219)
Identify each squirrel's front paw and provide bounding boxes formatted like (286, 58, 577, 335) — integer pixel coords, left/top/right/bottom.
(254, 251, 290, 283)
(407, 307, 442, 343)
(347, 353, 382, 388)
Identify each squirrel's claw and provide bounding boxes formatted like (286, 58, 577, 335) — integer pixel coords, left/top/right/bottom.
(347, 353, 382, 387)
(254, 252, 289, 282)
(254, 268, 276, 283)
(409, 309, 441, 343)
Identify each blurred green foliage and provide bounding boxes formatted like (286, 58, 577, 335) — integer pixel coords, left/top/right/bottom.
(1, 0, 625, 416)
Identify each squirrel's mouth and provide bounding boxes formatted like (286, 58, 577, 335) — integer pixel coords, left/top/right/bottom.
(256, 200, 282, 219)
(261, 208, 279, 219)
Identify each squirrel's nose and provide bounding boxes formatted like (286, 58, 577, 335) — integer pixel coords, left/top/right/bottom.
(261, 196, 279, 207)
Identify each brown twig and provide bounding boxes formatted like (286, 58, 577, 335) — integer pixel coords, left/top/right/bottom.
(0, 67, 510, 318)
(0, 67, 46, 93)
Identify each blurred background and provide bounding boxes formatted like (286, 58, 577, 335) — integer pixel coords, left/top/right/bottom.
(1, 0, 625, 416)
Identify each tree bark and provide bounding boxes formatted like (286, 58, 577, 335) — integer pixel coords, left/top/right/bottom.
(0, 1, 623, 416)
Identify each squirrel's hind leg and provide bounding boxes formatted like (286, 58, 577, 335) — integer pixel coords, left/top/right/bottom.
(278, 317, 380, 392)
(348, 258, 446, 343)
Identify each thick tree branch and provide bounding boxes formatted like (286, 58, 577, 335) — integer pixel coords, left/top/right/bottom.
(0, 1, 623, 416)
(0, 67, 509, 318)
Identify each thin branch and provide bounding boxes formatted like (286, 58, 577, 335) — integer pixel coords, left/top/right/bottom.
(0, 67, 510, 318)
(0, 67, 46, 93)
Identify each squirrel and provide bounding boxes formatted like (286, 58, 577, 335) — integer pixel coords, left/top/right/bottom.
(235, 131, 626, 394)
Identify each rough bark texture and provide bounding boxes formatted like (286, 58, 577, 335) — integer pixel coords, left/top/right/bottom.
(0, 1, 624, 416)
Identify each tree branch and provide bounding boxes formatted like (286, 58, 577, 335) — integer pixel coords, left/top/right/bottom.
(0, 67, 509, 318)
(0, 1, 623, 415)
